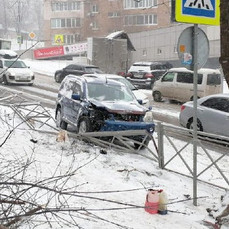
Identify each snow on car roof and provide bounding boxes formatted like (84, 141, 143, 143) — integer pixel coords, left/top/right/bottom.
(85, 73, 122, 79)
(64, 74, 125, 86)
(133, 61, 163, 66)
(0, 49, 18, 59)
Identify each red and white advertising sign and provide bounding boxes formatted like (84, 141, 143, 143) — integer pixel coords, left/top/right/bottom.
(34, 46, 64, 59)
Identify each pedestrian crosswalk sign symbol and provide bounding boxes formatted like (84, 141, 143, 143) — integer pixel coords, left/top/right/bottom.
(55, 34, 64, 45)
(175, 0, 220, 25)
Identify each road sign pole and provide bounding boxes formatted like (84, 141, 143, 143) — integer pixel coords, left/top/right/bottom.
(192, 24, 198, 206)
(174, 0, 219, 207)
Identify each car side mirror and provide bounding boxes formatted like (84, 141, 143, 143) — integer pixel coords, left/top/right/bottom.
(72, 94, 81, 100)
(137, 99, 143, 105)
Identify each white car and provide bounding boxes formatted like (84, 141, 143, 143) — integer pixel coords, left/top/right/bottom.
(126, 62, 168, 89)
(179, 93, 229, 137)
(86, 73, 150, 107)
(153, 68, 223, 103)
(0, 55, 35, 85)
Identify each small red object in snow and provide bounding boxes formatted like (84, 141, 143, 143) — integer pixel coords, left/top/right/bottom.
(145, 190, 159, 214)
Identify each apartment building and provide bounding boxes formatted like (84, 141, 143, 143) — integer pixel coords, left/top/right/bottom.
(43, 0, 172, 47)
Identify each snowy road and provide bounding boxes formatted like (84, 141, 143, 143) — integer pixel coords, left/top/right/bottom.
(0, 72, 182, 126)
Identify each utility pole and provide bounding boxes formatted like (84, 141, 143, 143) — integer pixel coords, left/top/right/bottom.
(219, 0, 229, 88)
(2, 0, 8, 36)
(17, 0, 22, 50)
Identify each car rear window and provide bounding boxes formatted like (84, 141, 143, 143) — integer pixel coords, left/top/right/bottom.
(207, 74, 221, 85)
(150, 65, 167, 70)
(177, 72, 203, 84)
(133, 63, 150, 67)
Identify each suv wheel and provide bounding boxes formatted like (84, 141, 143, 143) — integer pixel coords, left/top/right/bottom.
(150, 82, 155, 90)
(56, 108, 68, 130)
(55, 73, 62, 83)
(3, 75, 9, 85)
(187, 118, 203, 131)
(78, 117, 91, 133)
(153, 91, 162, 102)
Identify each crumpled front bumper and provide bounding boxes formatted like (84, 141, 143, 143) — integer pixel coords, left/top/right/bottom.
(100, 120, 155, 133)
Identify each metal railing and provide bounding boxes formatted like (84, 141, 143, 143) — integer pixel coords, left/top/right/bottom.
(156, 121, 229, 191)
(1, 91, 228, 198)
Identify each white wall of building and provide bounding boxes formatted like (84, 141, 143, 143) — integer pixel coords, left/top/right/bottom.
(129, 24, 220, 68)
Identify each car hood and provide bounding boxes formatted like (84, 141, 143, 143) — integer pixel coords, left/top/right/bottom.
(90, 99, 147, 114)
(132, 90, 148, 101)
(7, 68, 33, 75)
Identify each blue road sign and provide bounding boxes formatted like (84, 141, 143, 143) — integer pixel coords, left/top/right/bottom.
(183, 0, 215, 18)
(175, 0, 220, 25)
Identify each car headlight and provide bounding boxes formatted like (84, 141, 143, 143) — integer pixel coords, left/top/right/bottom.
(9, 72, 15, 76)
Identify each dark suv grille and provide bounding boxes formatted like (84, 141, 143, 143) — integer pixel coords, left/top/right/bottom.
(112, 113, 141, 122)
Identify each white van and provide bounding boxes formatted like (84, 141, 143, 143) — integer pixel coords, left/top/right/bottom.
(0, 57, 35, 85)
(152, 68, 223, 103)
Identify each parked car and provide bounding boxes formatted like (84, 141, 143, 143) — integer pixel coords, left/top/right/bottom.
(153, 68, 223, 103)
(126, 62, 168, 89)
(55, 74, 154, 146)
(179, 93, 229, 137)
(0, 49, 18, 59)
(0, 57, 35, 85)
(84, 73, 150, 107)
(54, 63, 103, 83)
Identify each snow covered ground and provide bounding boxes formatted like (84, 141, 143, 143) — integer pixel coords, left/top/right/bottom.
(0, 59, 229, 228)
(0, 104, 228, 229)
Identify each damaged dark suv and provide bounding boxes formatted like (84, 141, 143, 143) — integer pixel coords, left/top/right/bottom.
(55, 74, 154, 144)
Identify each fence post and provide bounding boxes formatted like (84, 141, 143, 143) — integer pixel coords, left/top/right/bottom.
(157, 122, 164, 169)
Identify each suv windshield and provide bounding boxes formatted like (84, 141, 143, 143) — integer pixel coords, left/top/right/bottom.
(110, 77, 136, 90)
(4, 60, 27, 68)
(87, 82, 136, 102)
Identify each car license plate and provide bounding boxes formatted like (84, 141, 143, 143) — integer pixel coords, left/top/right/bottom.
(135, 73, 144, 78)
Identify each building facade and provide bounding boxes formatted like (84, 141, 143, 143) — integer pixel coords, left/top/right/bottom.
(43, 0, 172, 47)
(129, 24, 221, 68)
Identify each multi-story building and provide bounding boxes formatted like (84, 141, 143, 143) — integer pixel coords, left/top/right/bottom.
(43, 0, 172, 47)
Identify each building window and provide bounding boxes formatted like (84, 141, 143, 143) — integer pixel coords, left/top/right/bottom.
(124, 14, 157, 26)
(51, 1, 81, 11)
(51, 18, 81, 28)
(52, 34, 80, 45)
(124, 0, 157, 9)
(143, 49, 147, 56)
(157, 48, 162, 54)
(91, 21, 98, 30)
(92, 4, 99, 13)
(108, 11, 120, 17)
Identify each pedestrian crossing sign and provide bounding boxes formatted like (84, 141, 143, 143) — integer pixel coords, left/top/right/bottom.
(175, 0, 220, 25)
(54, 34, 64, 45)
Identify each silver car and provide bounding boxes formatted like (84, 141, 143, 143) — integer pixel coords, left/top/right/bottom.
(179, 93, 229, 137)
